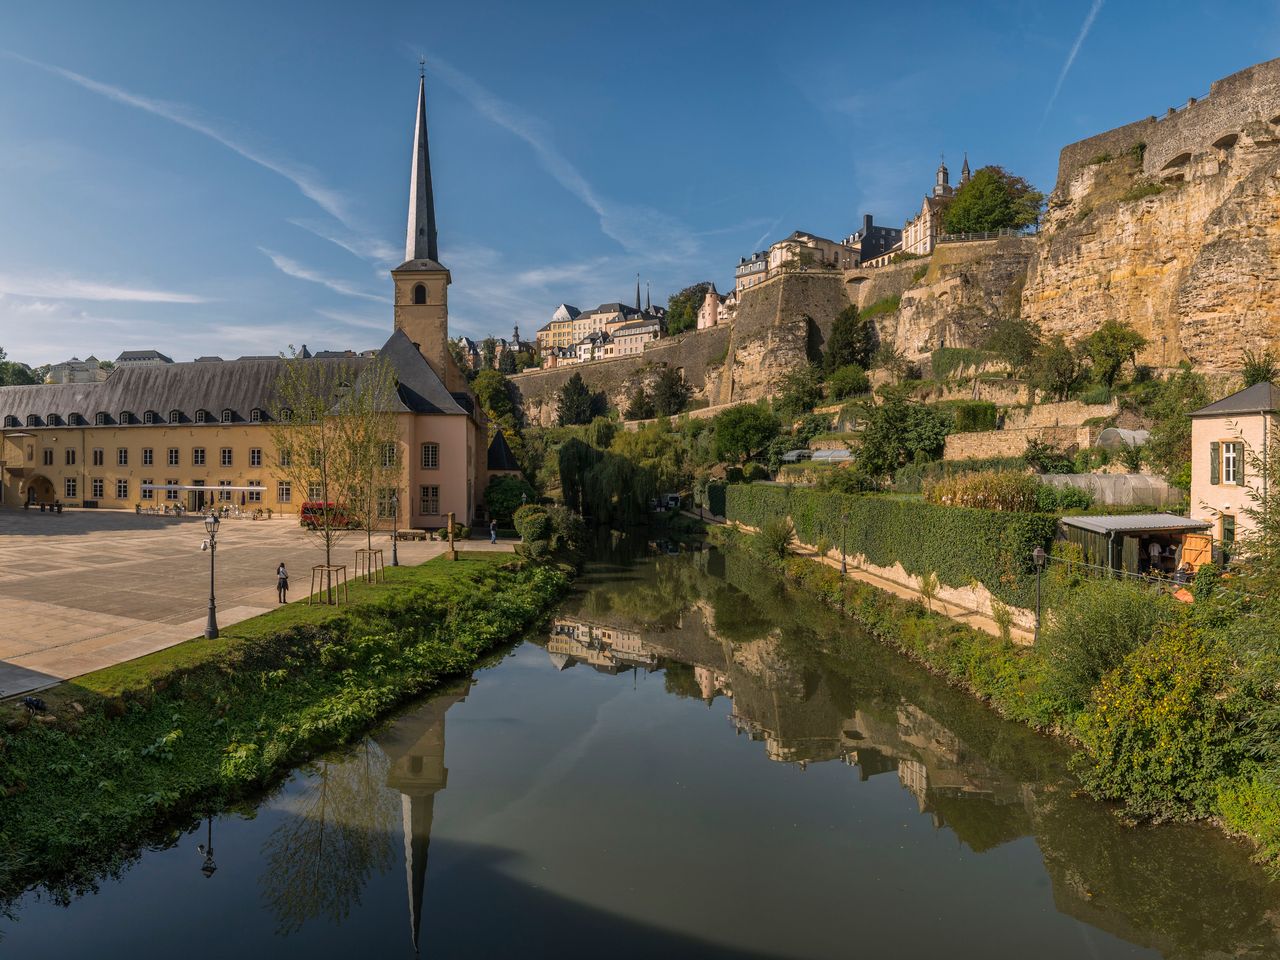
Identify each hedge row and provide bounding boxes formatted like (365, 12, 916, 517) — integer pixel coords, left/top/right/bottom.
(725, 483, 1057, 608)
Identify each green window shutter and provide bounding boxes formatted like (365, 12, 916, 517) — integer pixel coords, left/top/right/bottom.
(1210, 441, 1220, 485)
(1236, 442, 1245, 484)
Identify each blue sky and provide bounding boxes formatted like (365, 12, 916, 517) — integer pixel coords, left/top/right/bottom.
(1, 1, 1277, 365)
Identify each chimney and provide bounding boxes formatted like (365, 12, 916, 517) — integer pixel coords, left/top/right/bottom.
(862, 213, 873, 236)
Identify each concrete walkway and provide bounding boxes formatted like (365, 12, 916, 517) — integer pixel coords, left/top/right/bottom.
(0, 509, 515, 699)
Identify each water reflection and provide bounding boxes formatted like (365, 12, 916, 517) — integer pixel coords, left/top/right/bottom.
(543, 546, 1280, 959)
(7, 544, 1280, 959)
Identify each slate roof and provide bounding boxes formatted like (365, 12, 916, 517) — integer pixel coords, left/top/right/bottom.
(613, 319, 661, 336)
(1190, 381, 1280, 418)
(116, 349, 174, 363)
(373, 330, 468, 416)
(392, 258, 448, 273)
(0, 328, 471, 425)
(487, 430, 520, 471)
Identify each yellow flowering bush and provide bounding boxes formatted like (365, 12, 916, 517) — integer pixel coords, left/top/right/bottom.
(1073, 622, 1246, 818)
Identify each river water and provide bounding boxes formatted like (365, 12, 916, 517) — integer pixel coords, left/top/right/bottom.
(3, 542, 1278, 958)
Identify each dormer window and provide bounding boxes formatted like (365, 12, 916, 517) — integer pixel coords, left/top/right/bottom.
(4, 415, 19, 427)
(250, 408, 263, 423)
(119, 411, 133, 425)
(280, 407, 294, 422)
(69, 412, 83, 426)
(144, 411, 156, 425)
(95, 412, 107, 426)
(47, 414, 61, 427)
(195, 410, 209, 424)
(221, 408, 233, 424)
(169, 409, 182, 423)
(413, 283, 427, 305)
(26, 415, 38, 427)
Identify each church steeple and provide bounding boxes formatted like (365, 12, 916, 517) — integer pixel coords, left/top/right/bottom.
(406, 63, 439, 264)
(635, 274, 642, 311)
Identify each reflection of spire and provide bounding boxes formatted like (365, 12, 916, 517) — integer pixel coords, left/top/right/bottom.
(374, 682, 470, 953)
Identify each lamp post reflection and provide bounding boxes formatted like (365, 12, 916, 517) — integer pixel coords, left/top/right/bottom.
(196, 815, 217, 879)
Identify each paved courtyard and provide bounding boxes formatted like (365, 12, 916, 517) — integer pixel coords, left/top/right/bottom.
(0, 509, 513, 699)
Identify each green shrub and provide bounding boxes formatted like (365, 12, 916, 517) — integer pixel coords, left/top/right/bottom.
(484, 474, 536, 521)
(817, 467, 880, 495)
(950, 400, 999, 433)
(827, 364, 870, 400)
(860, 294, 901, 320)
(513, 504, 552, 546)
(1079, 382, 1112, 405)
(1120, 180, 1165, 203)
(726, 483, 1055, 607)
(1023, 439, 1074, 475)
(924, 470, 1041, 512)
(1035, 482, 1093, 512)
(893, 456, 1026, 494)
(1073, 622, 1246, 818)
(1218, 774, 1280, 866)
(1037, 580, 1180, 717)
(743, 462, 770, 482)
(544, 504, 586, 553)
(756, 517, 795, 559)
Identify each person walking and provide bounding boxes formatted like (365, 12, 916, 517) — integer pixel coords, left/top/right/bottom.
(276, 562, 289, 604)
(489, 519, 498, 544)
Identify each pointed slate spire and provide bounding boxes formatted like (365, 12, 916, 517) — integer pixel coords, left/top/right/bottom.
(646, 281, 651, 312)
(406, 64, 439, 263)
(635, 274, 641, 311)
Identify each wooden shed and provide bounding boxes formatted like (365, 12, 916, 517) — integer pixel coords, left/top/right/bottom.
(1058, 514, 1212, 577)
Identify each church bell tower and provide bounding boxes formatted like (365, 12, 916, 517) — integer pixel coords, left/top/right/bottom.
(393, 67, 463, 390)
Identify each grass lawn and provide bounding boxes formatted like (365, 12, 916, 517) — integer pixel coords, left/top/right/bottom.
(10, 551, 510, 717)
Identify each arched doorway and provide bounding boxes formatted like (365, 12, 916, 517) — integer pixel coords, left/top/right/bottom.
(27, 475, 55, 504)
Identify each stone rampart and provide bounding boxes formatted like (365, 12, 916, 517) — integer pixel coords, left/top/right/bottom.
(1055, 56, 1280, 191)
(1002, 400, 1116, 430)
(943, 425, 1092, 461)
(510, 325, 731, 427)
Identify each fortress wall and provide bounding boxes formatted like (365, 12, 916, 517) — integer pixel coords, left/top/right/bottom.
(1056, 57, 1280, 191)
(509, 326, 731, 426)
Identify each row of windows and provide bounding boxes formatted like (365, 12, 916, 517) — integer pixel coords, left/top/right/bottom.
(33, 446, 268, 468)
(69, 479, 283, 502)
(6, 408, 281, 429)
(31, 443, 437, 470)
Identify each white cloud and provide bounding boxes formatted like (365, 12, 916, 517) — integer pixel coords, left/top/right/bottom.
(4, 52, 356, 227)
(288, 219, 400, 265)
(1044, 0, 1105, 120)
(258, 248, 387, 303)
(0, 275, 208, 303)
(429, 57, 697, 262)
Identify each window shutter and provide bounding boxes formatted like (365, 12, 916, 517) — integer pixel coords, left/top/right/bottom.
(1210, 441, 1220, 485)
(1236, 442, 1245, 484)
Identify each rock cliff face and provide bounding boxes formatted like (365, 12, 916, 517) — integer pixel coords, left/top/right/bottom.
(1023, 130, 1280, 371)
(872, 238, 1033, 362)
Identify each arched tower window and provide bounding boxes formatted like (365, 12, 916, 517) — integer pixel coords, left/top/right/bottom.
(413, 283, 427, 305)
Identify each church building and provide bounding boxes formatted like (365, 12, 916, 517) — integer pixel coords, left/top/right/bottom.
(0, 73, 505, 529)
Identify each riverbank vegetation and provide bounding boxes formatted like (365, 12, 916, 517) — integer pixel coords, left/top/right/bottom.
(712, 463, 1280, 872)
(0, 553, 571, 901)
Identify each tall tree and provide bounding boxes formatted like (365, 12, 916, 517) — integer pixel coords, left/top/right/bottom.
(1083, 319, 1148, 387)
(334, 357, 402, 560)
(1032, 335, 1084, 401)
(624, 386, 655, 421)
(713, 403, 779, 463)
(665, 283, 710, 336)
(556, 372, 603, 426)
(942, 166, 1045, 234)
(270, 356, 370, 599)
(651, 367, 692, 416)
(0, 346, 39, 386)
(823, 305, 877, 372)
(481, 337, 497, 370)
(498, 349, 517, 374)
(982, 315, 1041, 371)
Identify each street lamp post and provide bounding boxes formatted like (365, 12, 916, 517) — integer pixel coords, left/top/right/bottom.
(203, 513, 219, 639)
(1033, 546, 1047, 644)
(390, 491, 400, 567)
